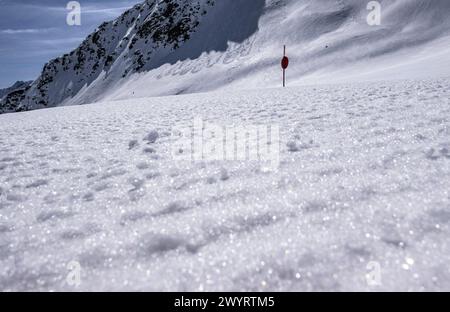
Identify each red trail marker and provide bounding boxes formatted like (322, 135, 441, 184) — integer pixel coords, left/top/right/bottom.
(281, 45, 289, 87)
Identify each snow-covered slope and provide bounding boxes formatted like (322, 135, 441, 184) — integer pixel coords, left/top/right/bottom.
(1, 78, 450, 291)
(1, 0, 450, 113)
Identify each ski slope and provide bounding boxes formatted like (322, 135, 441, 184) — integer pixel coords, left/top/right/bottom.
(1, 77, 450, 291)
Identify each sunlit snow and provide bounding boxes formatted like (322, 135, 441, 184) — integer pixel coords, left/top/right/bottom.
(1, 79, 449, 291)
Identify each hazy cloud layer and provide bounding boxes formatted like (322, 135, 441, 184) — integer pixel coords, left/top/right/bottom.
(0, 0, 141, 88)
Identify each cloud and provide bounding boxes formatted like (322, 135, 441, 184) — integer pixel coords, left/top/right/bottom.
(1, 28, 55, 34)
(83, 6, 137, 16)
(0, 0, 142, 88)
(33, 37, 87, 46)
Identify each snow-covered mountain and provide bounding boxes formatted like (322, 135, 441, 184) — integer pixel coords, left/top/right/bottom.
(1, 0, 217, 113)
(0, 81, 33, 112)
(1, 0, 450, 114)
(0, 81, 32, 100)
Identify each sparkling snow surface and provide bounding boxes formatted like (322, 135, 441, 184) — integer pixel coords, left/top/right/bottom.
(1, 79, 450, 291)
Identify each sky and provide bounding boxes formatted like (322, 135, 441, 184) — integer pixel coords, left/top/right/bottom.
(0, 0, 142, 88)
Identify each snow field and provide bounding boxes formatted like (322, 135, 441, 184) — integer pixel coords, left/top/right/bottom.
(0, 78, 450, 291)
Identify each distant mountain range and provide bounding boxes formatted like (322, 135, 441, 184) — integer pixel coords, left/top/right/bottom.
(0, 80, 32, 103)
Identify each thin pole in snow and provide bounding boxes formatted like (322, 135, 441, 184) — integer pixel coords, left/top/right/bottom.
(281, 45, 289, 88)
(283, 45, 286, 88)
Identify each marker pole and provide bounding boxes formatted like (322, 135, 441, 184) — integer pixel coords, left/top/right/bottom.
(283, 45, 286, 88)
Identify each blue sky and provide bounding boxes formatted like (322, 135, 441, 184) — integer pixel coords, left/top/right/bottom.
(0, 0, 142, 88)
